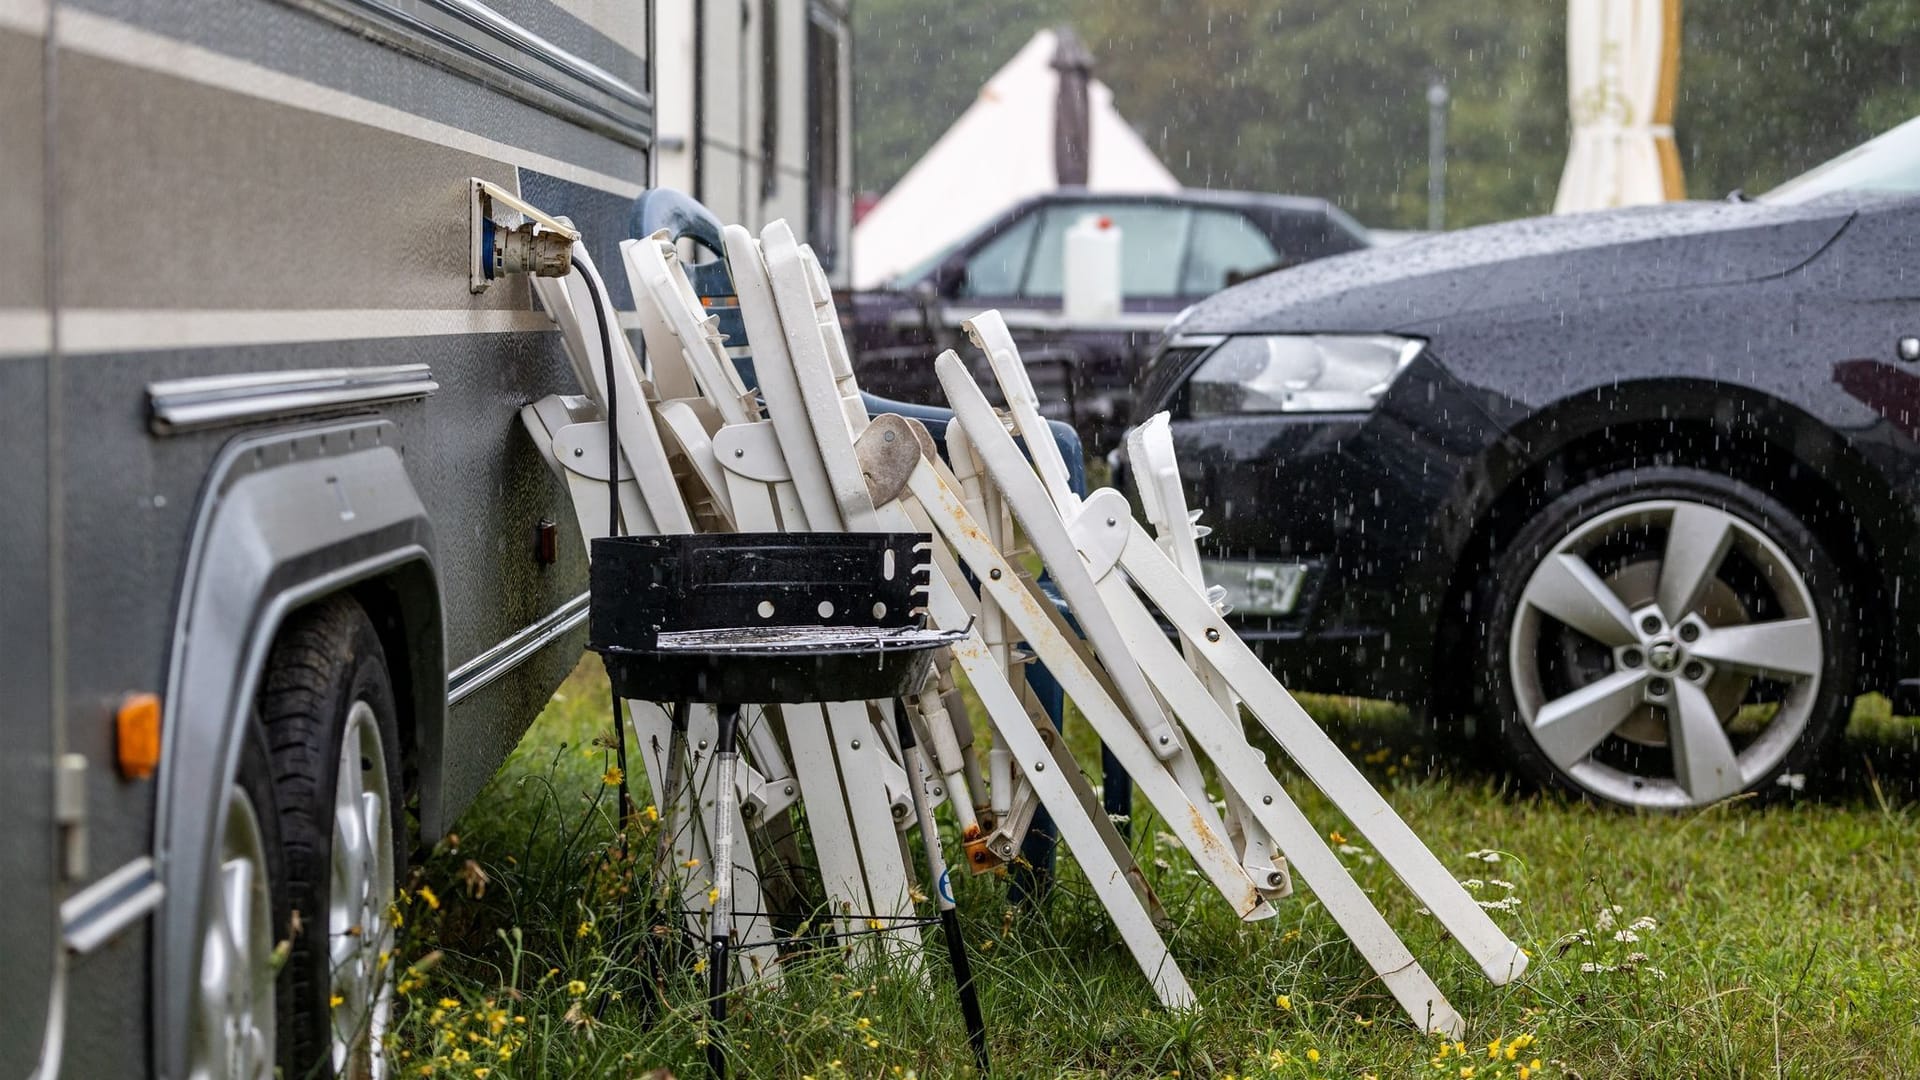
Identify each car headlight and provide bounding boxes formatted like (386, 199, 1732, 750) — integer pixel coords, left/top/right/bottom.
(1202, 557, 1310, 617)
(1186, 334, 1425, 415)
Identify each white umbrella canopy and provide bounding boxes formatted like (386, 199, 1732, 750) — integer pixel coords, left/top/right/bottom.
(1553, 0, 1686, 213)
(850, 29, 1180, 289)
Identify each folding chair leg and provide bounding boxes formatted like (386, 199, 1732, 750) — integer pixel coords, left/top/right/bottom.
(948, 634, 1196, 1008)
(824, 700, 924, 960)
(1098, 504, 1529, 987)
(780, 702, 875, 946)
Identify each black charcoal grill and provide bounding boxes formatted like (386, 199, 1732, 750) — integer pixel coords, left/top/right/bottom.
(587, 531, 983, 1078)
(590, 532, 962, 703)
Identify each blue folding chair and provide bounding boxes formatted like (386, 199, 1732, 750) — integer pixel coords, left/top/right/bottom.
(628, 190, 1134, 893)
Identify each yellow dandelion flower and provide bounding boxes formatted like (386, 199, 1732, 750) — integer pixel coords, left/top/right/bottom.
(418, 886, 440, 911)
(1329, 830, 1348, 845)
(566, 979, 587, 996)
(474, 1071, 491, 1079)
(438, 998, 460, 1009)
(1275, 994, 1292, 1011)
(1488, 1038, 1502, 1059)
(708, 887, 721, 905)
(1458, 1068, 1474, 1079)
(577, 921, 592, 939)
(693, 958, 708, 975)
(865, 1038, 879, 1050)
(451, 1049, 470, 1063)
(856, 1017, 871, 1029)
(1518, 1069, 1531, 1080)
(1306, 1048, 1321, 1063)
(1531, 1060, 1542, 1071)
(644, 804, 660, 822)
(682, 858, 701, 869)
(602, 766, 623, 787)
(329, 993, 345, 1009)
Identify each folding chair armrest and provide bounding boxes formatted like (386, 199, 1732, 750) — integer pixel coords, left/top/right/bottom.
(860, 392, 1088, 500)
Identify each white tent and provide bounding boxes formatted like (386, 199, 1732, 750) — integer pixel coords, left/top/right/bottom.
(851, 29, 1181, 289)
(1554, 0, 1686, 213)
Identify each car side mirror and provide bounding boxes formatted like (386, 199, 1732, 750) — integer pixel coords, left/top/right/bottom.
(928, 256, 968, 299)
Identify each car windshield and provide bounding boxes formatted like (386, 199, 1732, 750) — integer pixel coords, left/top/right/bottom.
(1763, 114, 1920, 204)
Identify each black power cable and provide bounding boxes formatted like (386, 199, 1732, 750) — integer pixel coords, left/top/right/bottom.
(571, 255, 635, 831)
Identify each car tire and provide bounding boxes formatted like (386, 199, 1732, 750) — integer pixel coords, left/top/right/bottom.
(1476, 466, 1855, 809)
(259, 596, 404, 1079)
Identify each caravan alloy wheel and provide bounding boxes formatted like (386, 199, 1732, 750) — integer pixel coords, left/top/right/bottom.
(1483, 469, 1854, 809)
(189, 783, 278, 1080)
(329, 700, 396, 1078)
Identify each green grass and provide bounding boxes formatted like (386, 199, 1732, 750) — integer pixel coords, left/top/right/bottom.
(392, 659, 1920, 1078)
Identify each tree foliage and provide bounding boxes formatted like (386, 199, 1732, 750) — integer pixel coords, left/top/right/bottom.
(854, 0, 1920, 228)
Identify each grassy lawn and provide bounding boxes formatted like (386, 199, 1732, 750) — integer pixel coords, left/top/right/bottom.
(392, 658, 1920, 1078)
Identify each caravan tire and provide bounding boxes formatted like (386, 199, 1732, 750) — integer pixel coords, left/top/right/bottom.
(260, 596, 404, 1080)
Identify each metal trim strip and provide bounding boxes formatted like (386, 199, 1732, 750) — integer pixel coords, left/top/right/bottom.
(294, 0, 653, 148)
(60, 856, 165, 955)
(147, 363, 439, 435)
(447, 590, 591, 705)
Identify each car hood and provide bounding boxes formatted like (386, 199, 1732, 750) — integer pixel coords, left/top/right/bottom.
(1177, 197, 1856, 335)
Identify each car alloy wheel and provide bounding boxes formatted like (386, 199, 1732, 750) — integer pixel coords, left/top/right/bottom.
(1506, 496, 1825, 808)
(329, 700, 396, 1078)
(189, 783, 278, 1080)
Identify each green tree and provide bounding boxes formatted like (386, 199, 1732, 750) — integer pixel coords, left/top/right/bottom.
(855, 1, 1920, 228)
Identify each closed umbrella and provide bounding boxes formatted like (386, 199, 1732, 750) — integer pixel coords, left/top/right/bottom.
(1052, 27, 1094, 187)
(1553, 0, 1685, 213)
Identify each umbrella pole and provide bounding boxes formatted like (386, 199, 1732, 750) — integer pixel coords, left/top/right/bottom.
(893, 699, 990, 1076)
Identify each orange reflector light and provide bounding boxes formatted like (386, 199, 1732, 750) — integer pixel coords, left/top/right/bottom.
(116, 692, 161, 779)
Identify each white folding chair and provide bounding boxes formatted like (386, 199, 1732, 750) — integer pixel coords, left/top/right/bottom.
(520, 241, 783, 981)
(937, 333, 1532, 1035)
(621, 230, 927, 963)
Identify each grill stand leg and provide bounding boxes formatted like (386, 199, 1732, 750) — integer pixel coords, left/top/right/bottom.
(707, 703, 741, 1079)
(894, 699, 990, 1075)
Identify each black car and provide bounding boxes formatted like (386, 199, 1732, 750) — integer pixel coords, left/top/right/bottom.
(848, 188, 1370, 453)
(1126, 117, 1920, 810)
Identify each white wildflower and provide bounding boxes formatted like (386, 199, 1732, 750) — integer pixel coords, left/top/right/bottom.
(1629, 916, 1657, 932)
(1613, 929, 1640, 943)
(1465, 849, 1503, 863)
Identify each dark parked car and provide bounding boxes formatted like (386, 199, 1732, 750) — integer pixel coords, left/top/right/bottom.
(1126, 116, 1920, 810)
(848, 188, 1370, 453)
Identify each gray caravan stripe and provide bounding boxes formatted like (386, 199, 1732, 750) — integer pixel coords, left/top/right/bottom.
(0, 28, 44, 308)
(54, 42, 553, 311)
(57, 8, 642, 197)
(62, 0, 648, 183)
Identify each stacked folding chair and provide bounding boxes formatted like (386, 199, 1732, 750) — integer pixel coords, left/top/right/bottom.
(519, 208, 1528, 1040)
